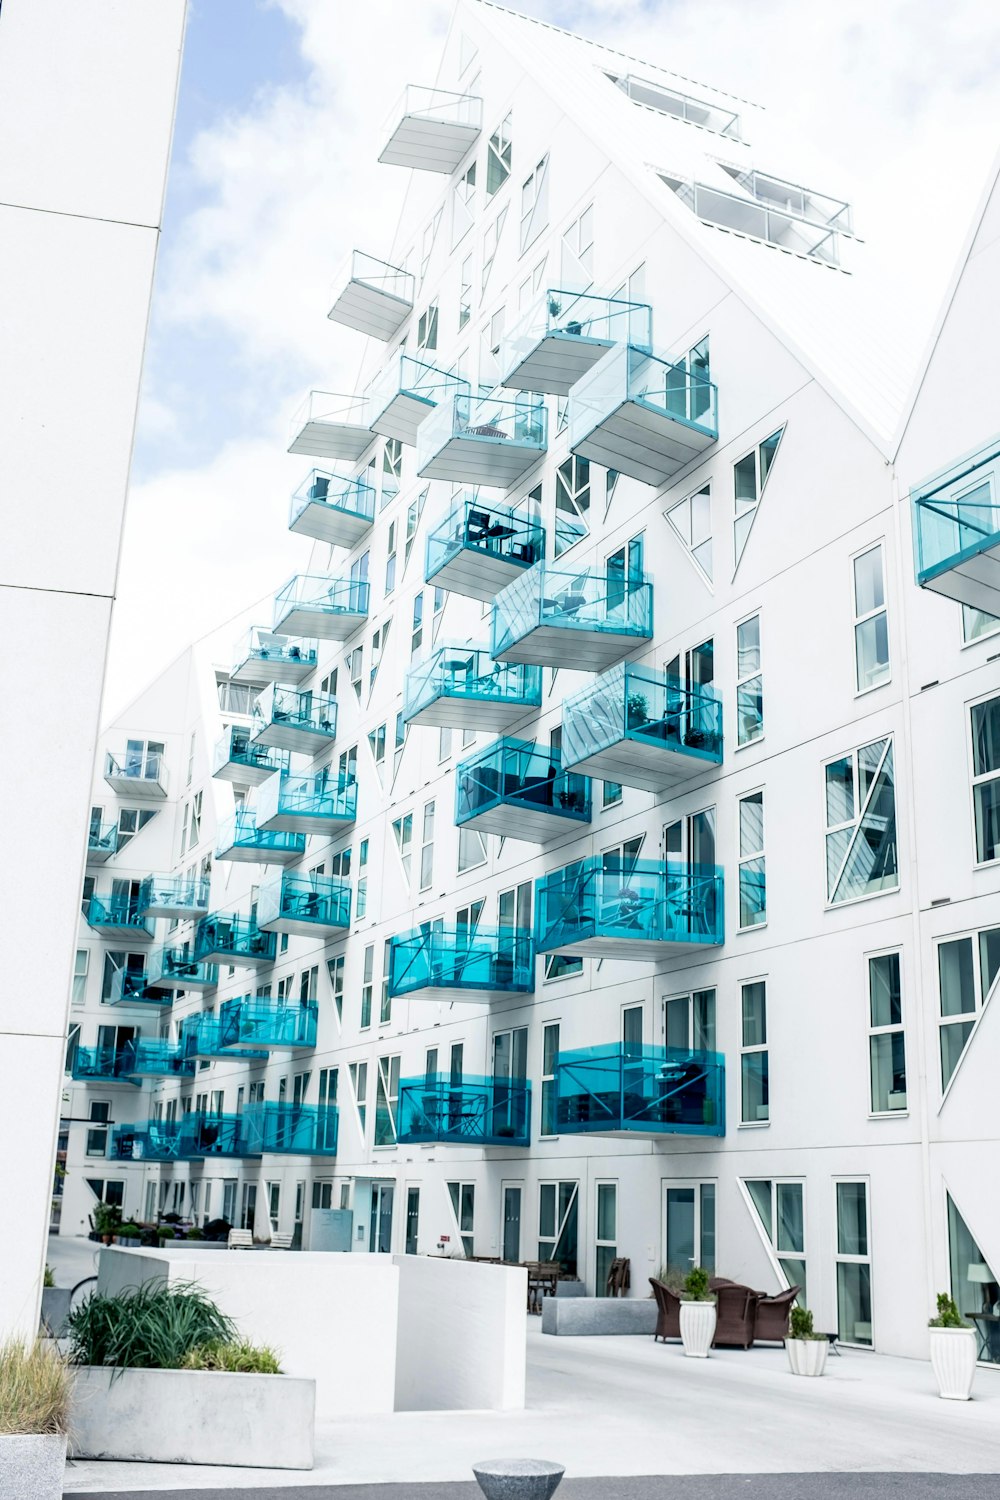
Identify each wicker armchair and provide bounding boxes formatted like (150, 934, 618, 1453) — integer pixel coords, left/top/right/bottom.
(712, 1283, 758, 1348)
(649, 1278, 681, 1341)
(755, 1285, 800, 1342)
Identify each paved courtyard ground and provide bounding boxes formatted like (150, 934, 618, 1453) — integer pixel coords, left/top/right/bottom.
(65, 1479, 1000, 1500)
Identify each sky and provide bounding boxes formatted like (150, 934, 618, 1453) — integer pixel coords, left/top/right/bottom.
(104, 0, 1000, 719)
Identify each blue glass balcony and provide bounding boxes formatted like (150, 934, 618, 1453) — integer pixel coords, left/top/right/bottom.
(120, 1040, 195, 1080)
(555, 1044, 725, 1138)
(111, 1120, 186, 1162)
(219, 997, 317, 1051)
(213, 726, 289, 787)
(369, 355, 469, 447)
(379, 84, 482, 174)
(230, 627, 317, 687)
(257, 870, 351, 935)
(404, 646, 541, 731)
(215, 810, 306, 866)
(328, 251, 415, 340)
(416, 393, 547, 488)
(242, 1102, 338, 1156)
(288, 390, 373, 463)
(87, 822, 118, 864)
(398, 1075, 530, 1146)
(193, 912, 277, 968)
(256, 768, 357, 835)
(86, 895, 153, 941)
(107, 966, 155, 1005)
(179, 1113, 262, 1159)
(569, 344, 718, 485)
(535, 859, 724, 959)
(499, 289, 652, 396)
(144, 945, 218, 992)
(911, 438, 1000, 612)
(288, 470, 376, 549)
(562, 663, 723, 792)
(425, 494, 544, 602)
(249, 684, 337, 757)
(180, 1013, 269, 1062)
(136, 875, 210, 922)
(104, 749, 168, 800)
(388, 925, 535, 1002)
(70, 1046, 139, 1085)
(273, 574, 370, 641)
(491, 563, 653, 671)
(455, 737, 590, 842)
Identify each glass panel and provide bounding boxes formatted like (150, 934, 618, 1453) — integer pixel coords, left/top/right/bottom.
(941, 1019, 974, 1085)
(832, 744, 897, 903)
(693, 990, 716, 1052)
(664, 998, 689, 1050)
(776, 1183, 804, 1254)
(869, 953, 901, 1027)
(745, 1179, 772, 1240)
(825, 756, 854, 826)
(854, 547, 885, 614)
(741, 1054, 768, 1122)
(974, 783, 1000, 864)
(939, 939, 975, 1017)
(980, 928, 1000, 998)
(855, 614, 889, 692)
(837, 1262, 872, 1346)
(597, 1182, 616, 1240)
(664, 1187, 695, 1275)
(741, 982, 767, 1046)
(836, 1182, 868, 1256)
(948, 1194, 1000, 1364)
(699, 1184, 716, 1273)
(870, 1032, 907, 1112)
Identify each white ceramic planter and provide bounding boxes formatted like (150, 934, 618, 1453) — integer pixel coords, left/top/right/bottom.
(0, 1434, 67, 1500)
(679, 1299, 717, 1358)
(929, 1326, 978, 1401)
(786, 1338, 828, 1377)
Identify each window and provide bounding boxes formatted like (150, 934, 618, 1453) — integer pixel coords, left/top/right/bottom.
(447, 1182, 475, 1256)
(392, 813, 413, 884)
(478, 307, 506, 389)
(380, 939, 392, 1025)
(320, 668, 338, 697)
(452, 160, 477, 247)
(733, 429, 783, 566)
(962, 606, 1000, 644)
(740, 981, 768, 1123)
(520, 155, 549, 252)
(123, 738, 164, 781)
(664, 989, 716, 1051)
(595, 1182, 617, 1296)
(736, 614, 763, 744)
(360, 944, 374, 1030)
(369, 723, 386, 781)
(666, 484, 712, 582)
(544, 952, 582, 981)
(971, 695, 1000, 863)
(384, 522, 397, 594)
(394, 712, 406, 776)
(824, 737, 898, 904)
(538, 1180, 578, 1275)
(356, 840, 369, 919)
(853, 544, 890, 692)
(540, 1023, 560, 1135)
(374, 1054, 400, 1146)
(937, 926, 1000, 1087)
(411, 593, 424, 658)
(738, 790, 766, 928)
(416, 303, 438, 351)
(348, 1060, 368, 1138)
(458, 825, 487, 872)
(72, 949, 89, 1006)
(420, 207, 442, 280)
(86, 1102, 111, 1157)
(868, 952, 906, 1112)
(947, 1194, 1000, 1367)
(744, 1179, 806, 1301)
(346, 647, 363, 701)
(327, 955, 344, 1025)
(482, 205, 508, 291)
(602, 780, 622, 808)
(458, 254, 473, 330)
(835, 1181, 872, 1346)
(438, 726, 452, 762)
(65, 1022, 80, 1073)
(115, 807, 154, 854)
(405, 490, 426, 563)
(554, 455, 590, 556)
(560, 203, 594, 289)
(419, 801, 435, 891)
(487, 112, 512, 196)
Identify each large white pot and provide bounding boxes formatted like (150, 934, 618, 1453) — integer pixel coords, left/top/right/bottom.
(929, 1326, 978, 1401)
(786, 1338, 828, 1377)
(679, 1299, 717, 1358)
(0, 1434, 67, 1500)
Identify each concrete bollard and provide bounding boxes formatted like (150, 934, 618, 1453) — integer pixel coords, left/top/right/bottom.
(473, 1458, 565, 1500)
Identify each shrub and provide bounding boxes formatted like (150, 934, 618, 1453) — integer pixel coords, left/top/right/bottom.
(92, 1202, 122, 1237)
(0, 1340, 72, 1435)
(682, 1266, 713, 1302)
(788, 1306, 825, 1341)
(182, 1339, 281, 1374)
(185, 1227, 204, 1241)
(157, 1227, 176, 1241)
(118, 1223, 141, 1239)
(653, 1267, 686, 1294)
(67, 1281, 236, 1372)
(43, 1265, 55, 1290)
(929, 1292, 968, 1329)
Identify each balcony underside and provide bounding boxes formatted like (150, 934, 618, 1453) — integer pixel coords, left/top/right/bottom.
(137, 897, 207, 921)
(213, 757, 280, 788)
(572, 399, 716, 486)
(406, 694, 535, 732)
(566, 734, 719, 794)
(273, 601, 368, 641)
(494, 621, 647, 672)
(327, 279, 411, 341)
(396, 982, 516, 1005)
(417, 435, 543, 489)
(288, 417, 373, 464)
(87, 839, 117, 865)
(428, 546, 530, 603)
(370, 389, 434, 447)
(503, 332, 615, 397)
(251, 721, 335, 756)
(103, 772, 167, 802)
(256, 806, 354, 836)
(88, 920, 153, 942)
(543, 931, 716, 961)
(258, 908, 348, 937)
(194, 945, 275, 970)
(379, 114, 480, 173)
(920, 544, 1000, 613)
(155, 967, 217, 992)
(459, 801, 585, 843)
(231, 654, 313, 686)
(556, 1119, 720, 1140)
(215, 837, 304, 866)
(289, 499, 373, 549)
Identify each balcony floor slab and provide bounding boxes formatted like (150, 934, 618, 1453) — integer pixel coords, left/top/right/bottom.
(327, 279, 411, 341)
(418, 436, 544, 489)
(370, 389, 435, 447)
(379, 115, 480, 173)
(503, 331, 616, 396)
(566, 737, 719, 794)
(273, 602, 368, 641)
(288, 419, 373, 464)
(494, 622, 648, 672)
(289, 500, 373, 550)
(572, 398, 716, 486)
(429, 547, 530, 603)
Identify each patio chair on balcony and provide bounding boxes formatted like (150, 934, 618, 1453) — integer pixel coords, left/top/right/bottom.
(606, 1257, 631, 1297)
(754, 1285, 801, 1342)
(649, 1278, 680, 1341)
(712, 1283, 759, 1348)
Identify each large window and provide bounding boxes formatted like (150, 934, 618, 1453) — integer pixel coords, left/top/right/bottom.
(447, 1182, 475, 1257)
(937, 926, 1000, 1088)
(970, 695, 1000, 864)
(374, 1055, 400, 1146)
(595, 1182, 618, 1296)
(458, 825, 487, 872)
(835, 1181, 872, 1347)
(86, 1102, 111, 1157)
(738, 790, 766, 929)
(538, 1180, 578, 1275)
(520, 155, 549, 252)
(824, 737, 898, 904)
(947, 1194, 1000, 1365)
(744, 1179, 806, 1301)
(540, 1022, 560, 1136)
(348, 1060, 368, 1139)
(868, 952, 906, 1113)
(554, 455, 590, 556)
(740, 981, 768, 1123)
(662, 1182, 716, 1279)
(736, 614, 763, 744)
(664, 988, 716, 1051)
(560, 203, 594, 289)
(853, 543, 890, 692)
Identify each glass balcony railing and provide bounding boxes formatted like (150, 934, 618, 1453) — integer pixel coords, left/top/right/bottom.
(562, 663, 723, 792)
(86, 895, 153, 940)
(244, 1102, 339, 1156)
(215, 809, 306, 865)
(136, 875, 210, 921)
(108, 967, 154, 1005)
(569, 343, 718, 485)
(257, 870, 352, 934)
(70, 1046, 139, 1084)
(327, 250, 414, 340)
(288, 390, 373, 463)
(388, 925, 535, 1001)
(119, 1040, 195, 1080)
(273, 573, 370, 641)
(288, 470, 376, 548)
(230, 627, 317, 686)
(425, 494, 544, 602)
(491, 563, 653, 671)
(104, 749, 168, 800)
(369, 355, 469, 446)
(87, 822, 118, 863)
(535, 859, 724, 957)
(250, 684, 337, 756)
(416, 392, 547, 488)
(218, 997, 317, 1051)
(256, 768, 357, 835)
(403, 645, 541, 730)
(499, 289, 652, 395)
(144, 945, 218, 992)
(212, 726, 289, 786)
(180, 1013, 269, 1062)
(398, 1075, 531, 1146)
(455, 737, 590, 841)
(178, 1112, 263, 1159)
(556, 1044, 725, 1137)
(193, 911, 277, 968)
(660, 174, 848, 265)
(613, 73, 741, 140)
(111, 1120, 186, 1161)
(911, 439, 1000, 612)
(379, 84, 482, 174)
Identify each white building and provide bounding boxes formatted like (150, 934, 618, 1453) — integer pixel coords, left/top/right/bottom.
(60, 1, 1000, 1365)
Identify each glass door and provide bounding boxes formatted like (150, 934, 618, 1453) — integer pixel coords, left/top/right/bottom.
(405, 1186, 420, 1255)
(369, 1182, 394, 1253)
(502, 1184, 522, 1263)
(662, 1181, 716, 1278)
(240, 1182, 257, 1231)
(492, 1026, 527, 1135)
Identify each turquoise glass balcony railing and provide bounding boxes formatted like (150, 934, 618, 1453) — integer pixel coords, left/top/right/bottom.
(404, 645, 541, 731)
(556, 1044, 725, 1138)
(562, 663, 723, 792)
(86, 895, 153, 941)
(257, 870, 351, 935)
(218, 997, 317, 1051)
(369, 355, 469, 446)
(111, 1120, 186, 1161)
(120, 1040, 195, 1080)
(911, 437, 1000, 612)
(212, 726, 289, 787)
(193, 911, 277, 968)
(499, 289, 653, 395)
(491, 563, 653, 671)
(87, 822, 118, 864)
(288, 390, 373, 464)
(180, 1013, 269, 1062)
(250, 684, 337, 757)
(179, 1112, 262, 1159)
(244, 1101, 339, 1155)
(256, 768, 357, 835)
(535, 859, 724, 958)
(136, 875, 210, 921)
(569, 344, 718, 485)
(455, 737, 590, 842)
(288, 470, 376, 549)
(425, 495, 544, 602)
(273, 573, 370, 641)
(379, 84, 482, 174)
(215, 809, 306, 865)
(108, 966, 153, 1005)
(230, 627, 317, 686)
(104, 749, 168, 800)
(70, 1046, 139, 1085)
(388, 925, 535, 1002)
(144, 945, 218, 992)
(398, 1075, 530, 1146)
(328, 250, 415, 340)
(416, 392, 547, 488)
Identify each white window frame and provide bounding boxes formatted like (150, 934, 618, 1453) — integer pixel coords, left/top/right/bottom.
(520, 155, 549, 253)
(823, 736, 899, 908)
(486, 112, 512, 198)
(851, 541, 890, 695)
(735, 611, 763, 747)
(969, 689, 1000, 867)
(867, 948, 906, 1116)
(739, 977, 769, 1125)
(833, 1177, 873, 1348)
(737, 787, 766, 931)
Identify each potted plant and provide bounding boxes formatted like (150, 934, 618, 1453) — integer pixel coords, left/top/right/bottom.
(0, 1339, 71, 1500)
(785, 1305, 828, 1377)
(117, 1222, 142, 1248)
(157, 1225, 176, 1243)
(186, 1226, 204, 1241)
(92, 1201, 121, 1246)
(679, 1266, 716, 1357)
(928, 1292, 977, 1400)
(626, 691, 649, 730)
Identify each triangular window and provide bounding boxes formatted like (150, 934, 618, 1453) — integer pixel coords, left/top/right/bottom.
(734, 426, 784, 568)
(666, 483, 712, 582)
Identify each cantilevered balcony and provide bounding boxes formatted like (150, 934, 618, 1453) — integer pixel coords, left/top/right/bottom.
(379, 84, 482, 173)
(230, 627, 317, 686)
(256, 768, 357, 835)
(499, 289, 652, 396)
(180, 1112, 262, 1159)
(368, 355, 468, 447)
(555, 1044, 725, 1138)
(562, 663, 723, 792)
(398, 1075, 530, 1147)
(249, 684, 337, 757)
(219, 997, 317, 1051)
(455, 737, 590, 842)
(107, 963, 171, 1006)
(911, 438, 1000, 612)
(87, 822, 118, 864)
(213, 726, 289, 787)
(119, 1040, 195, 1080)
(215, 810, 306, 865)
(104, 749, 168, 801)
(288, 471, 376, 549)
(416, 393, 547, 488)
(535, 859, 724, 959)
(388, 925, 535, 1003)
(193, 911, 277, 968)
(86, 895, 153, 941)
(144, 945, 218, 992)
(288, 391, 373, 463)
(424, 495, 543, 602)
(569, 344, 718, 485)
(403, 645, 541, 730)
(273, 574, 369, 641)
(136, 875, 210, 922)
(70, 1047, 139, 1085)
(257, 870, 351, 935)
(327, 251, 414, 340)
(111, 1120, 185, 1162)
(491, 563, 653, 671)
(245, 1101, 339, 1156)
(180, 1013, 269, 1063)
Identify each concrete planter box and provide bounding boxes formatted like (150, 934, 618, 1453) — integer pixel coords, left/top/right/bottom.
(39, 1287, 72, 1336)
(69, 1366, 315, 1469)
(0, 1434, 66, 1500)
(554, 1280, 586, 1297)
(541, 1296, 656, 1336)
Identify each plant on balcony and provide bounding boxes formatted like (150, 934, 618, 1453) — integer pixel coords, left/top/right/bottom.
(928, 1291, 977, 1401)
(785, 1305, 828, 1377)
(626, 692, 649, 728)
(0, 1339, 72, 1499)
(679, 1265, 716, 1359)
